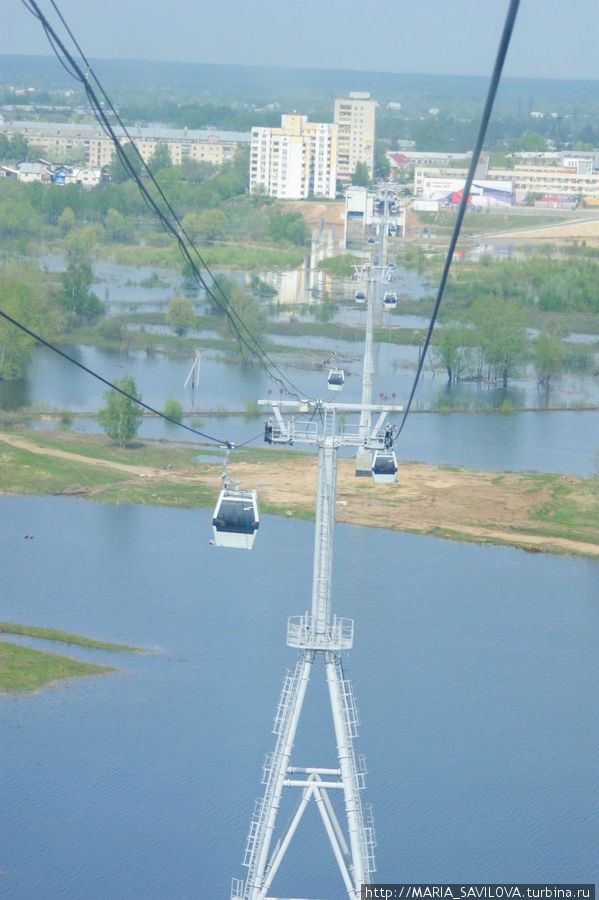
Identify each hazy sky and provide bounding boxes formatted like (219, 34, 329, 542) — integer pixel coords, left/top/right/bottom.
(3, 0, 599, 80)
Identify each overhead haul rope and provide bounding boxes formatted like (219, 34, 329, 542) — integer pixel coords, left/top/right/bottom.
(394, 0, 521, 441)
(19, 0, 310, 402)
(0, 308, 234, 445)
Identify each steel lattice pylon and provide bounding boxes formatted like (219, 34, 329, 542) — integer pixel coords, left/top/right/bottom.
(232, 398, 401, 900)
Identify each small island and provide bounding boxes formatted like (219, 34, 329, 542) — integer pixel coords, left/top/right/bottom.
(0, 621, 143, 693)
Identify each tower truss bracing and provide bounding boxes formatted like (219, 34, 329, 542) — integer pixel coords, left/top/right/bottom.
(232, 399, 401, 900)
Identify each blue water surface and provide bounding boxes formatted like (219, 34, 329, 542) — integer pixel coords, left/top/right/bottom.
(1, 496, 598, 899)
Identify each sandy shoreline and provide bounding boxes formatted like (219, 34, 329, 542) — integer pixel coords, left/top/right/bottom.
(1, 432, 597, 559)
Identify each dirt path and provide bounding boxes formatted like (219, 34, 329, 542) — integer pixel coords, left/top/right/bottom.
(1, 432, 597, 558)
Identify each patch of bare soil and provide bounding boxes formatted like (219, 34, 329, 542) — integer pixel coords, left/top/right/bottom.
(280, 200, 345, 226)
(2, 433, 596, 558)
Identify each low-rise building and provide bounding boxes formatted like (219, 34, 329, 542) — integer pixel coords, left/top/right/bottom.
(0, 120, 250, 169)
(411, 149, 599, 205)
(17, 161, 53, 183)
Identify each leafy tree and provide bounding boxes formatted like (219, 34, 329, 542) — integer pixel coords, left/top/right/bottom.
(313, 298, 337, 323)
(210, 278, 266, 354)
(227, 284, 266, 348)
(231, 144, 250, 191)
(317, 254, 360, 278)
(472, 298, 528, 388)
(58, 206, 76, 234)
(104, 208, 134, 242)
(374, 141, 391, 180)
(108, 142, 144, 184)
(351, 161, 371, 187)
(533, 328, 565, 391)
(0, 133, 30, 161)
(180, 158, 216, 183)
(267, 210, 309, 246)
(0, 268, 42, 379)
(181, 212, 202, 242)
(183, 209, 227, 243)
(207, 275, 236, 317)
(488, 151, 514, 168)
(166, 296, 197, 335)
(433, 326, 472, 383)
(58, 260, 105, 329)
(64, 224, 105, 257)
(413, 116, 451, 151)
(147, 142, 172, 174)
(197, 208, 228, 242)
(163, 395, 183, 423)
(509, 132, 548, 152)
(249, 274, 277, 297)
(97, 375, 143, 446)
(0, 198, 42, 237)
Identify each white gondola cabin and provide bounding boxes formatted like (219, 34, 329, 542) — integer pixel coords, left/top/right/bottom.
(327, 368, 345, 391)
(212, 489, 259, 549)
(383, 292, 398, 311)
(355, 290, 366, 304)
(371, 450, 398, 483)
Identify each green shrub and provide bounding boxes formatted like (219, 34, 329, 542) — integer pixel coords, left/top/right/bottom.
(163, 395, 183, 423)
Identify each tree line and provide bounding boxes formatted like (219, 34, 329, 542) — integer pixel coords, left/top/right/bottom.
(0, 143, 310, 255)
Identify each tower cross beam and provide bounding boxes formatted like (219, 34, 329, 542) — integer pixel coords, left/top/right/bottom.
(234, 399, 384, 900)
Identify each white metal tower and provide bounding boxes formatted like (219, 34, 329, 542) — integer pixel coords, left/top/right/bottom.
(232, 396, 402, 900)
(356, 188, 394, 476)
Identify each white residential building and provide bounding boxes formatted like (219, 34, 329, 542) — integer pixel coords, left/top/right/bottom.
(334, 92, 377, 182)
(249, 113, 337, 199)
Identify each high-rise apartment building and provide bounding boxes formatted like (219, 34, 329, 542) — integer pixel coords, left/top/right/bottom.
(249, 114, 337, 200)
(334, 92, 377, 182)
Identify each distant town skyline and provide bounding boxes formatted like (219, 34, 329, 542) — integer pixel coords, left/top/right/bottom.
(3, 0, 599, 82)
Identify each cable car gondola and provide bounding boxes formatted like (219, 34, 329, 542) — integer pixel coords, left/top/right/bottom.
(355, 290, 366, 304)
(327, 368, 345, 391)
(383, 292, 398, 311)
(212, 488, 259, 549)
(371, 450, 398, 483)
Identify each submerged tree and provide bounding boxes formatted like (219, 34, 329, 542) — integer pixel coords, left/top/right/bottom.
(432, 325, 473, 383)
(166, 296, 197, 336)
(0, 273, 39, 380)
(97, 375, 143, 446)
(0, 261, 62, 381)
(58, 260, 105, 330)
(533, 328, 566, 392)
(472, 298, 528, 388)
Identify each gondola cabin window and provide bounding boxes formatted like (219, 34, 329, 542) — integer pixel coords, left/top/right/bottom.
(371, 451, 398, 484)
(327, 368, 345, 391)
(212, 489, 260, 549)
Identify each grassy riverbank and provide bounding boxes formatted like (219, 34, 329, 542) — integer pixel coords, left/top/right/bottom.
(1, 428, 598, 558)
(0, 642, 112, 692)
(0, 623, 142, 693)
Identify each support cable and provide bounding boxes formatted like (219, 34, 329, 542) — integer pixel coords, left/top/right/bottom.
(0, 308, 231, 446)
(394, 0, 520, 440)
(20, 0, 310, 401)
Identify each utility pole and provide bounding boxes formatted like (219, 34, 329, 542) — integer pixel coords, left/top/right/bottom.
(184, 348, 201, 391)
(232, 396, 402, 900)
